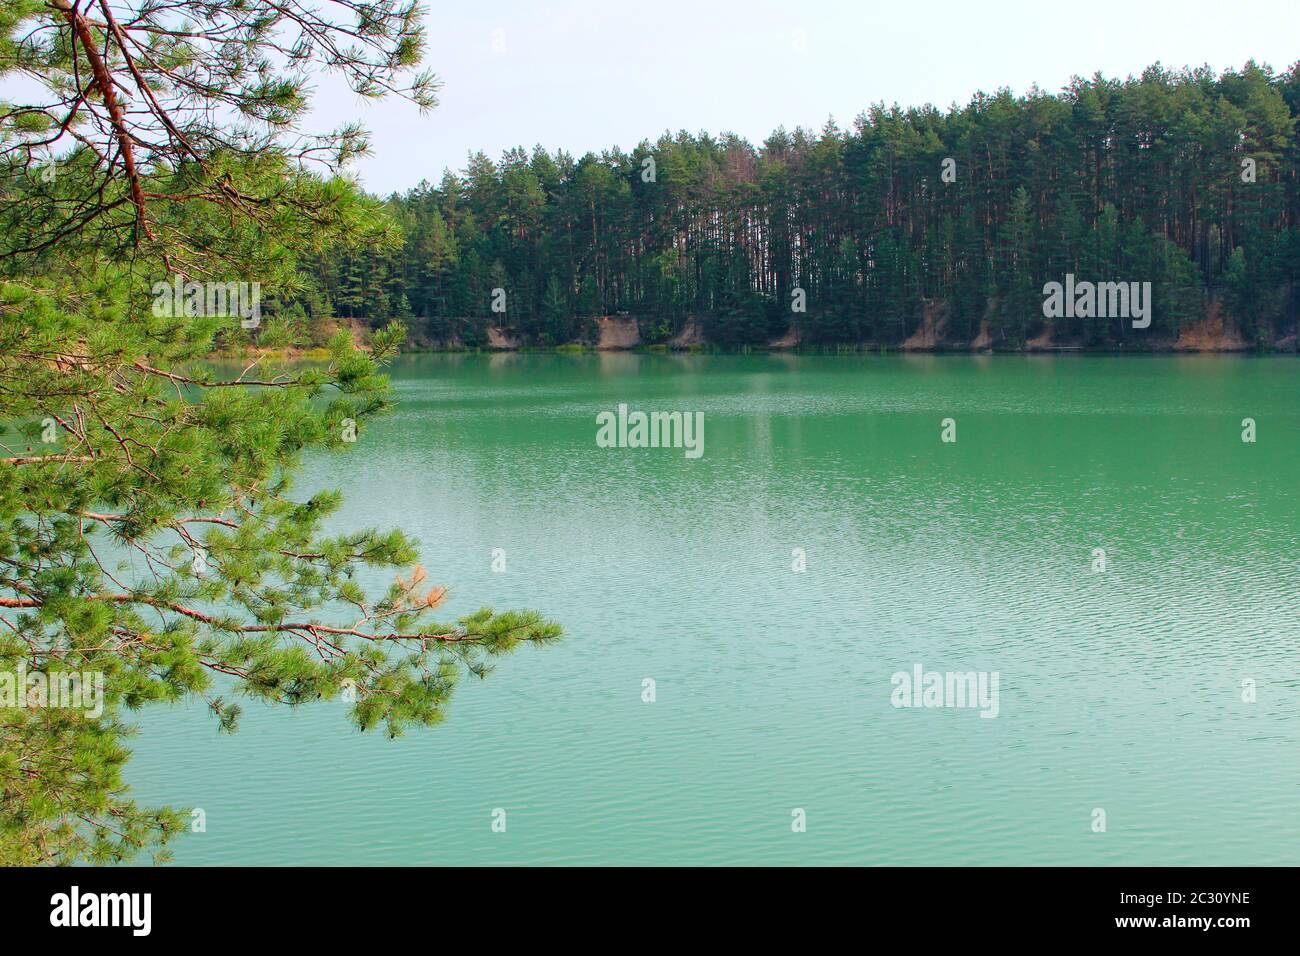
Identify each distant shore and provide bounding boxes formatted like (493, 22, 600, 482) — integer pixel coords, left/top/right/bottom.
(238, 309, 1295, 358)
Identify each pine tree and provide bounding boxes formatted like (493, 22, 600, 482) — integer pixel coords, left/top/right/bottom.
(293, 61, 1300, 350)
(0, 0, 559, 864)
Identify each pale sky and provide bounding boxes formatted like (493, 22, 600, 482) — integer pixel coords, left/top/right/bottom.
(314, 0, 1298, 194)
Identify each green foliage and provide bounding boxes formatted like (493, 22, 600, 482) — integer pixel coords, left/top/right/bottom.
(0, 0, 558, 864)
(311, 61, 1300, 348)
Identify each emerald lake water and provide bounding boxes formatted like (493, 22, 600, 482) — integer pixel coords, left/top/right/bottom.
(127, 353, 1300, 865)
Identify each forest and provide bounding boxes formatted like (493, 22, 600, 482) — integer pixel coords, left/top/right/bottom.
(301, 61, 1300, 350)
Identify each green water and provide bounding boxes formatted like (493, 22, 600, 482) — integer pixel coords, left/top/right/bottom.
(128, 353, 1300, 865)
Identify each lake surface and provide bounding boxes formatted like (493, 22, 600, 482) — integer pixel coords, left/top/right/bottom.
(127, 353, 1300, 865)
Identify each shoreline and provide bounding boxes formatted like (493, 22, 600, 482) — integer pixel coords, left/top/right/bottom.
(212, 339, 1297, 361)
(297, 308, 1298, 357)
(213, 311, 1298, 360)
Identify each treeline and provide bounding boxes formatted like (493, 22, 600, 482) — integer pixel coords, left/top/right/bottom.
(303, 61, 1300, 348)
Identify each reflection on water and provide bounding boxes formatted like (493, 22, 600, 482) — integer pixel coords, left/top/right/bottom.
(128, 353, 1300, 865)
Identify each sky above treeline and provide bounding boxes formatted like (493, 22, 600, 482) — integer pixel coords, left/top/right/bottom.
(307, 0, 1300, 195)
